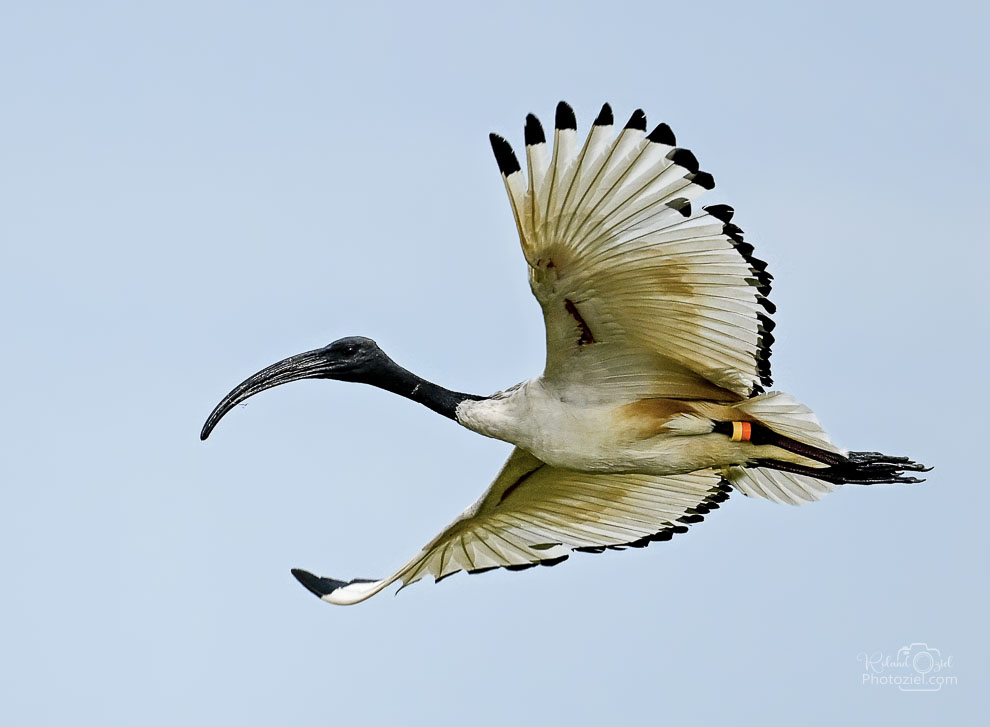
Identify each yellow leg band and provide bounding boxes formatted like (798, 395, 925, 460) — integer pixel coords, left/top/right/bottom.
(731, 421, 752, 442)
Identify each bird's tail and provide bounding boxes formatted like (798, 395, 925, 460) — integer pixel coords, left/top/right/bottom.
(719, 392, 930, 505)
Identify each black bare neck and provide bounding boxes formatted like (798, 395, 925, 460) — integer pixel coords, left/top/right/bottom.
(367, 361, 485, 420)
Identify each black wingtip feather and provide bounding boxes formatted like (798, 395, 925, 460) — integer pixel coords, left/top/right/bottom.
(647, 122, 676, 145)
(467, 566, 498, 575)
(291, 568, 347, 599)
(717, 212, 777, 389)
(723, 223, 745, 239)
(524, 114, 545, 146)
(704, 204, 734, 223)
(666, 147, 700, 173)
(505, 562, 537, 572)
(555, 101, 576, 130)
(489, 133, 521, 176)
(593, 103, 613, 126)
(625, 108, 647, 131)
(600, 482, 727, 552)
(689, 170, 715, 189)
(735, 241, 755, 257)
(667, 198, 692, 217)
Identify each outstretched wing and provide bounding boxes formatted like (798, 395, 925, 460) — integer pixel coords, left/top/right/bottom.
(292, 448, 730, 605)
(489, 102, 775, 401)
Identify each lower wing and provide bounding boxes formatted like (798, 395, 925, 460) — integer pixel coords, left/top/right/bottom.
(292, 448, 730, 606)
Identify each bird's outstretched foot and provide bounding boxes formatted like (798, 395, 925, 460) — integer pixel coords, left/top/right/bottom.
(753, 451, 931, 485)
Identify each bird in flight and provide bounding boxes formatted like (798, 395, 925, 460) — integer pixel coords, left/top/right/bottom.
(201, 102, 929, 606)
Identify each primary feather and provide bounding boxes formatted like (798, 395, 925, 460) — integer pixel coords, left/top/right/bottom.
(492, 102, 774, 401)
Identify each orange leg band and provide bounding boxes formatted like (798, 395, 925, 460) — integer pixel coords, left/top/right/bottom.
(731, 421, 752, 442)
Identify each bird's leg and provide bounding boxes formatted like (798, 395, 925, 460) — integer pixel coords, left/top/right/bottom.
(713, 420, 930, 484)
(712, 420, 847, 466)
(750, 456, 929, 485)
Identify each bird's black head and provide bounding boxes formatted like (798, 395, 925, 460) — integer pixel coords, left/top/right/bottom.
(315, 336, 390, 381)
(200, 335, 395, 440)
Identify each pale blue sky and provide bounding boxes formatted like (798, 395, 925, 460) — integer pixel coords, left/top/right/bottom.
(2, 1, 986, 724)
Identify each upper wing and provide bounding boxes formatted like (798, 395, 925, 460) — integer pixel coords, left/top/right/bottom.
(489, 102, 776, 401)
(291, 447, 730, 605)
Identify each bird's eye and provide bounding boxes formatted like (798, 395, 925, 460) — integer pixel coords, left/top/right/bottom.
(342, 344, 358, 356)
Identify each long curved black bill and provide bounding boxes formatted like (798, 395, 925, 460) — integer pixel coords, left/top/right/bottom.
(200, 349, 326, 440)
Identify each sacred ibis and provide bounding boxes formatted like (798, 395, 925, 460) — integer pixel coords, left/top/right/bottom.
(201, 102, 929, 606)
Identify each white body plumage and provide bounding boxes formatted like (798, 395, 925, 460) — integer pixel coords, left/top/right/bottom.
(455, 379, 815, 475)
